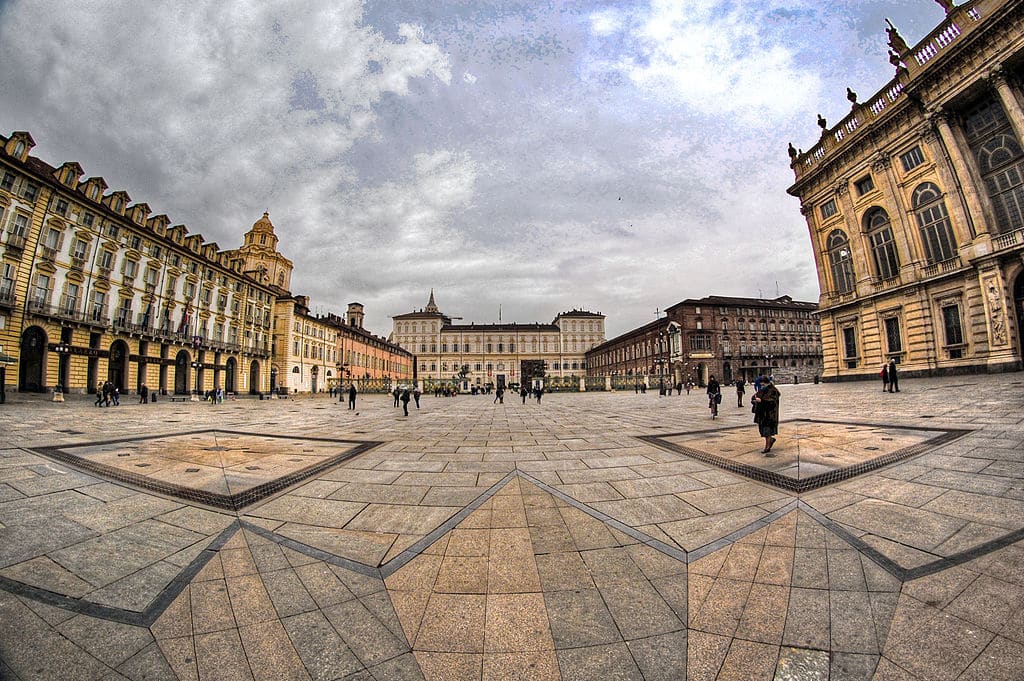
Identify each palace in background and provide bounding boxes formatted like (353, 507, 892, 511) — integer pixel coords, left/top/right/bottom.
(586, 295, 823, 388)
(789, 0, 1024, 380)
(390, 292, 605, 390)
(0, 132, 412, 397)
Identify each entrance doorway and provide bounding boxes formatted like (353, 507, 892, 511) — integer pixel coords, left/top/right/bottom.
(174, 350, 190, 394)
(225, 358, 237, 393)
(108, 340, 129, 392)
(249, 361, 260, 394)
(1014, 273, 1024, 364)
(19, 326, 47, 392)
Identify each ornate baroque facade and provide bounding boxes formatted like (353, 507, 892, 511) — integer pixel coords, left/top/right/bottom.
(788, 0, 1024, 380)
(0, 132, 410, 396)
(390, 292, 605, 389)
(586, 295, 822, 386)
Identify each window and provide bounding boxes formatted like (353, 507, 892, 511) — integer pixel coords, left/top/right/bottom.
(964, 96, 1024, 235)
(827, 230, 856, 294)
(865, 208, 900, 280)
(22, 183, 38, 202)
(123, 259, 138, 279)
(820, 198, 838, 219)
(913, 183, 957, 264)
(900, 146, 925, 172)
(99, 250, 114, 270)
(842, 326, 857, 367)
(0, 172, 13, 191)
(82, 211, 94, 227)
(90, 290, 106, 321)
(884, 316, 902, 354)
(12, 214, 28, 236)
(43, 227, 60, 250)
(855, 176, 875, 196)
(55, 198, 69, 216)
(63, 283, 80, 314)
(116, 298, 132, 325)
(689, 334, 712, 351)
(72, 239, 88, 261)
(942, 303, 964, 358)
(0, 263, 14, 298)
(32, 274, 51, 305)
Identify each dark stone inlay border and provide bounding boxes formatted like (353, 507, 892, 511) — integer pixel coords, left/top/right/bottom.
(26, 430, 384, 511)
(638, 419, 973, 493)
(0, 521, 240, 627)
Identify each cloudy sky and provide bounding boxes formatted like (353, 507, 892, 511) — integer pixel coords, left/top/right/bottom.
(0, 0, 949, 338)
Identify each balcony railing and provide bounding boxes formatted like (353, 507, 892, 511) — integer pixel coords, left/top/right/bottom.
(40, 246, 57, 261)
(5, 232, 26, 251)
(0, 286, 15, 308)
(871, 275, 901, 293)
(921, 255, 962, 278)
(28, 300, 108, 327)
(992, 228, 1024, 252)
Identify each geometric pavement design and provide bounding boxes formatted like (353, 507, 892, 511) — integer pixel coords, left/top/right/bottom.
(641, 419, 972, 493)
(25, 430, 382, 511)
(2, 382, 1024, 680)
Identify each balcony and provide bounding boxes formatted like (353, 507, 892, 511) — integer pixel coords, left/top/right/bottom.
(40, 246, 57, 262)
(5, 232, 26, 251)
(0, 285, 15, 309)
(70, 257, 86, 272)
(921, 256, 962, 278)
(871, 276, 901, 293)
(992, 228, 1024, 253)
(28, 299, 108, 328)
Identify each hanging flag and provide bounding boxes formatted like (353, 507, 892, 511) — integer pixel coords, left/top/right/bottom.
(178, 302, 192, 334)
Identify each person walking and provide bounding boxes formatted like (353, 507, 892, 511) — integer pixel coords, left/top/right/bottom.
(348, 383, 357, 410)
(536, 385, 544, 403)
(887, 359, 900, 393)
(393, 386, 401, 407)
(94, 384, 105, 407)
(521, 385, 529, 403)
(139, 383, 149, 404)
(880, 364, 889, 392)
(413, 386, 421, 409)
(111, 386, 120, 406)
(400, 388, 411, 416)
(706, 375, 721, 419)
(753, 377, 781, 455)
(494, 386, 504, 404)
(735, 378, 745, 408)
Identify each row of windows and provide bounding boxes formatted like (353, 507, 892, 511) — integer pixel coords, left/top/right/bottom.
(827, 182, 957, 294)
(420, 360, 589, 372)
(818, 145, 927, 221)
(839, 303, 965, 368)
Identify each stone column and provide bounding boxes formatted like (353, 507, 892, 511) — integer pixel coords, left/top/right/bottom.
(989, 66, 1024, 149)
(928, 107, 993, 237)
(871, 152, 919, 267)
(918, 121, 976, 250)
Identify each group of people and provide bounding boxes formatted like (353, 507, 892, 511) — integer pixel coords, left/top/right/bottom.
(520, 384, 544, 403)
(392, 386, 420, 415)
(705, 374, 781, 455)
(880, 359, 900, 393)
(93, 380, 120, 406)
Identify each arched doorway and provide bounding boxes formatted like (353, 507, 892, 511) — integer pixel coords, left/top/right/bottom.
(174, 350, 190, 394)
(225, 357, 237, 393)
(108, 340, 129, 392)
(723, 362, 733, 383)
(311, 365, 319, 393)
(249, 360, 261, 394)
(19, 326, 47, 392)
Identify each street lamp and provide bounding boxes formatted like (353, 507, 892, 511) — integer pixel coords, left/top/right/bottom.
(764, 353, 774, 379)
(52, 341, 70, 402)
(191, 360, 201, 401)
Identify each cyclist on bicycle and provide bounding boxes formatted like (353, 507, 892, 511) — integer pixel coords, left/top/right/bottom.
(706, 375, 721, 419)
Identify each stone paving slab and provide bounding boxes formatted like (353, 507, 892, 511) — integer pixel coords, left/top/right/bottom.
(1, 373, 1024, 678)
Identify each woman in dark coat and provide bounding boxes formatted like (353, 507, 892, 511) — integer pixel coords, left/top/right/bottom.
(752, 378, 781, 455)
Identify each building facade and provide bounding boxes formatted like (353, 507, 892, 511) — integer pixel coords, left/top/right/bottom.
(0, 132, 411, 397)
(0, 132, 275, 397)
(390, 292, 605, 389)
(587, 295, 822, 386)
(788, 0, 1024, 380)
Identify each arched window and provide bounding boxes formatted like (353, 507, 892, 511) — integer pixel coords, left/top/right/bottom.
(913, 183, 957, 264)
(826, 230, 856, 294)
(965, 97, 1024, 235)
(865, 208, 900, 280)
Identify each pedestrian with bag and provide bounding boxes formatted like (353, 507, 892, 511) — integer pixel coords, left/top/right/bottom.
(753, 377, 781, 455)
(886, 359, 900, 393)
(706, 375, 721, 419)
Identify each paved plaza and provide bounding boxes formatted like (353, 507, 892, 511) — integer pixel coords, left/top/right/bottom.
(1, 375, 1023, 680)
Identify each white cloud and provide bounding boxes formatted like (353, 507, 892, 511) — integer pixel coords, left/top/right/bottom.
(593, 0, 822, 120)
(463, 72, 478, 84)
(589, 8, 624, 36)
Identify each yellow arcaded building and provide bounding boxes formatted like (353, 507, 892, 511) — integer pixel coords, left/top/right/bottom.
(788, 0, 1024, 380)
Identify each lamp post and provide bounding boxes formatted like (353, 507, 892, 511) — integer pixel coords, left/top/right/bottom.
(52, 341, 70, 402)
(191, 360, 201, 401)
(764, 353, 774, 380)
